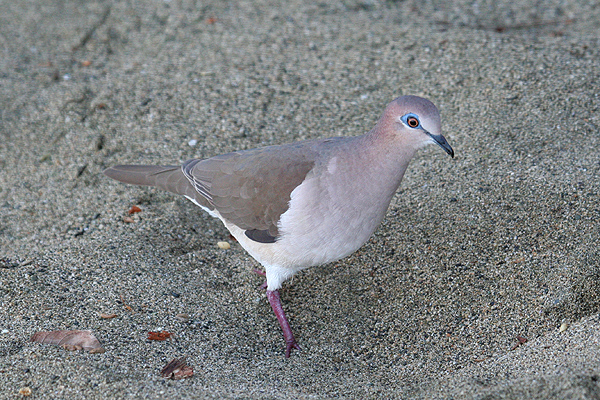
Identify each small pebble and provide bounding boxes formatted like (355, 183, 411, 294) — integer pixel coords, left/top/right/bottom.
(175, 313, 190, 321)
(100, 313, 117, 319)
(559, 322, 569, 332)
(188, 139, 198, 147)
(89, 347, 106, 354)
(217, 241, 230, 249)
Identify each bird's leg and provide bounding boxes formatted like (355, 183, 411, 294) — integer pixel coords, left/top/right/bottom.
(256, 269, 299, 356)
(252, 269, 268, 289)
(266, 289, 301, 357)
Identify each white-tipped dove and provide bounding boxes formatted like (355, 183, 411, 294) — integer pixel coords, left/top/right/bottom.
(104, 95, 454, 357)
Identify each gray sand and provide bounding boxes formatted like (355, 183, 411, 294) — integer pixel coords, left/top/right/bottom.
(1, 0, 600, 398)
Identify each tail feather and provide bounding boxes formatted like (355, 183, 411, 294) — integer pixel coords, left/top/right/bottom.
(103, 165, 209, 207)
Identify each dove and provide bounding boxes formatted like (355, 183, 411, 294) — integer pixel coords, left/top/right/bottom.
(104, 95, 454, 357)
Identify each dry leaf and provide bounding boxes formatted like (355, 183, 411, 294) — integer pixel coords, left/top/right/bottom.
(81, 60, 92, 67)
(19, 387, 32, 396)
(128, 205, 142, 214)
(161, 357, 194, 379)
(31, 330, 105, 353)
(206, 17, 217, 24)
(148, 331, 173, 341)
(119, 294, 134, 312)
(100, 313, 117, 319)
(510, 335, 528, 350)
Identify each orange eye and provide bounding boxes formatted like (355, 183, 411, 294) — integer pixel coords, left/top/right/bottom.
(407, 117, 419, 128)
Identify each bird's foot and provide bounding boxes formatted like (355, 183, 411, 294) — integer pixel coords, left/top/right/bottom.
(266, 289, 301, 358)
(284, 337, 301, 358)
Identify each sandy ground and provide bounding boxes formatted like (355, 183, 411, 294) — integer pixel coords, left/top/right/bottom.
(1, 0, 600, 398)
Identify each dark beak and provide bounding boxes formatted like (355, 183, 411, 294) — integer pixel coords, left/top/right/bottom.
(427, 132, 454, 158)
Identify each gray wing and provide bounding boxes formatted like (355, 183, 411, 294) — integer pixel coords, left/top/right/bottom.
(104, 138, 345, 243)
(103, 165, 211, 209)
(183, 142, 318, 242)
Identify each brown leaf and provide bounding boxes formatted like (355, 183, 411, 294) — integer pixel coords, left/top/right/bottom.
(148, 331, 173, 341)
(100, 313, 117, 319)
(128, 205, 142, 214)
(81, 60, 92, 67)
(206, 17, 217, 24)
(161, 357, 193, 379)
(31, 330, 105, 353)
(119, 294, 134, 312)
(511, 335, 528, 350)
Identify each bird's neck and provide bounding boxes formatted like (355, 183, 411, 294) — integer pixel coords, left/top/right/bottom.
(362, 126, 419, 172)
(349, 131, 417, 200)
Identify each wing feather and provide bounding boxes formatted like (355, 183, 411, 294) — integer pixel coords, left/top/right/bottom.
(182, 143, 319, 240)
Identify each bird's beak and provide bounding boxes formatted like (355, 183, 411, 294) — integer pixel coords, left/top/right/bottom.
(427, 132, 454, 158)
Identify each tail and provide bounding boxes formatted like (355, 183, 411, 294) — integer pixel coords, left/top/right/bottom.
(103, 165, 202, 202)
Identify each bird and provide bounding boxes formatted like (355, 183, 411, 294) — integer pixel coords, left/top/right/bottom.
(103, 95, 454, 357)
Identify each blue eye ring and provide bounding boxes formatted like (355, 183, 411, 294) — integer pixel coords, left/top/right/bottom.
(401, 113, 420, 128)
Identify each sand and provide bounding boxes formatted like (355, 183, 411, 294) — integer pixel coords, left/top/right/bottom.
(1, 0, 599, 398)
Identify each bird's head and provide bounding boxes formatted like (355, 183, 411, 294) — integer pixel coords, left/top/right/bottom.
(382, 95, 454, 158)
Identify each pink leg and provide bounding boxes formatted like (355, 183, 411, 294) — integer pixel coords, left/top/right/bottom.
(253, 269, 268, 289)
(266, 289, 301, 357)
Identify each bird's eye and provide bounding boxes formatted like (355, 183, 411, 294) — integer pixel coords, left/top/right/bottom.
(407, 117, 419, 128)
